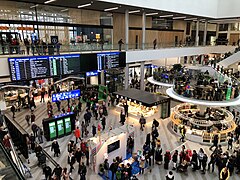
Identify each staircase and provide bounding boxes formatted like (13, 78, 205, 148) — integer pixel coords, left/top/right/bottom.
(219, 51, 240, 68)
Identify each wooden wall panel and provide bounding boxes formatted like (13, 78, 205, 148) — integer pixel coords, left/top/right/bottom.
(129, 30, 142, 48)
(69, 9, 100, 25)
(129, 15, 152, 28)
(230, 33, 239, 45)
(113, 13, 125, 44)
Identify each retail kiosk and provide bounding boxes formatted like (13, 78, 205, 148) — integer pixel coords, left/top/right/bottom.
(113, 88, 170, 121)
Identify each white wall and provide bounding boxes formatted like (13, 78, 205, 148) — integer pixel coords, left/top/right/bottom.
(0, 57, 10, 77)
(126, 45, 236, 63)
(100, 0, 218, 17)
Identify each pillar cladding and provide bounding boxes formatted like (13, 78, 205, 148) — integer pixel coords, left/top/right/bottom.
(140, 61, 145, 90)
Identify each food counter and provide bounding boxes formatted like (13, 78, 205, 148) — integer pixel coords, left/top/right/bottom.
(117, 100, 157, 117)
(170, 103, 237, 145)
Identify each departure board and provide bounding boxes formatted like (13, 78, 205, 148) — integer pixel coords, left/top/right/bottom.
(97, 52, 126, 70)
(8, 54, 80, 81)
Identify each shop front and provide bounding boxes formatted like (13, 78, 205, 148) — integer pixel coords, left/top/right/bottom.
(113, 88, 170, 123)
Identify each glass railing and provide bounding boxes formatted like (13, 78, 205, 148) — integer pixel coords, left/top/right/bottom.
(0, 142, 25, 180)
(0, 41, 218, 55)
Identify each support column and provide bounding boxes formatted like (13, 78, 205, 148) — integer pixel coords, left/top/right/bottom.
(140, 61, 145, 90)
(101, 70, 105, 85)
(142, 12, 146, 50)
(195, 20, 200, 46)
(216, 24, 219, 40)
(177, 57, 181, 64)
(203, 20, 208, 46)
(227, 23, 231, 45)
(125, 64, 129, 90)
(165, 58, 167, 66)
(125, 10, 129, 50)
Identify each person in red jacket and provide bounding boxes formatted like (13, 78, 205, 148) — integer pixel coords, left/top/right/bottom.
(74, 126, 81, 144)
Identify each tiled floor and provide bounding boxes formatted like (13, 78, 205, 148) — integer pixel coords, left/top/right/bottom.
(4, 96, 240, 180)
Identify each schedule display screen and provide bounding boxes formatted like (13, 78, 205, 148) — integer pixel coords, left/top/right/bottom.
(8, 54, 80, 81)
(97, 52, 126, 70)
(52, 89, 81, 102)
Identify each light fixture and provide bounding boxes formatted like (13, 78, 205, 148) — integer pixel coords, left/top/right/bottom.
(78, 3, 92, 8)
(129, 10, 140, 14)
(44, 0, 56, 4)
(104, 7, 119, 12)
(159, 14, 173, 18)
(173, 16, 186, 20)
(184, 18, 197, 21)
(30, 4, 38, 9)
(61, 8, 68, 12)
(146, 12, 158, 16)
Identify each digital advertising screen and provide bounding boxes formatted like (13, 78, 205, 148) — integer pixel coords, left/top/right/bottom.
(52, 89, 81, 102)
(97, 52, 126, 70)
(49, 122, 57, 139)
(107, 140, 120, 154)
(64, 117, 72, 134)
(57, 119, 64, 137)
(86, 70, 99, 77)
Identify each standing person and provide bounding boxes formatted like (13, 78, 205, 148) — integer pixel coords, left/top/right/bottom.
(123, 103, 128, 117)
(92, 123, 97, 137)
(101, 116, 106, 131)
(62, 167, 70, 180)
(31, 122, 38, 138)
(51, 140, 60, 157)
(172, 150, 178, 170)
(85, 148, 89, 166)
(75, 148, 83, 164)
(78, 162, 87, 180)
(56, 100, 61, 112)
(109, 160, 118, 180)
(52, 164, 62, 180)
(164, 151, 171, 170)
(69, 153, 76, 173)
(120, 110, 125, 125)
(139, 155, 145, 174)
(10, 104, 16, 118)
(201, 153, 208, 174)
(155, 145, 163, 165)
(118, 39, 124, 51)
(40, 87, 45, 103)
(210, 134, 219, 151)
(180, 126, 186, 142)
(191, 150, 198, 171)
(198, 148, 204, 170)
(25, 114, 30, 126)
(103, 159, 109, 179)
(30, 112, 36, 123)
(153, 39, 157, 49)
(56, 41, 62, 55)
(208, 152, 216, 173)
(74, 127, 81, 144)
(43, 165, 52, 180)
(24, 37, 30, 55)
(139, 115, 146, 131)
(220, 167, 230, 180)
(81, 121, 86, 138)
(165, 171, 174, 180)
(37, 127, 43, 144)
(227, 133, 234, 150)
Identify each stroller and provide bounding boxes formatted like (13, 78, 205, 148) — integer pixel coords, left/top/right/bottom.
(177, 160, 188, 174)
(37, 152, 46, 168)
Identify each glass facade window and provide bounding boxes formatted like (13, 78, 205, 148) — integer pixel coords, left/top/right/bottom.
(152, 18, 173, 29)
(219, 24, 228, 31)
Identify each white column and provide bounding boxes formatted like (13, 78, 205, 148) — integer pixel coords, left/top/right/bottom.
(195, 20, 199, 46)
(203, 20, 208, 46)
(142, 12, 146, 50)
(165, 58, 167, 66)
(125, 9, 129, 50)
(125, 64, 129, 90)
(227, 23, 231, 44)
(101, 70, 105, 85)
(177, 57, 181, 64)
(140, 61, 145, 90)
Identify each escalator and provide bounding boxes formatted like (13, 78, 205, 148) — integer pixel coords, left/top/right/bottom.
(219, 51, 240, 68)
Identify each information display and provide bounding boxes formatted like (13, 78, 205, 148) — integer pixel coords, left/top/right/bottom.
(64, 117, 72, 134)
(49, 122, 57, 140)
(97, 52, 126, 70)
(107, 140, 120, 153)
(52, 89, 81, 102)
(57, 119, 64, 137)
(8, 54, 80, 81)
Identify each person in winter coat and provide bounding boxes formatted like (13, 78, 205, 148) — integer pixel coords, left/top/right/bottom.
(155, 145, 163, 165)
(201, 153, 208, 174)
(75, 147, 83, 164)
(43, 165, 52, 180)
(51, 140, 60, 157)
(139, 115, 146, 131)
(52, 164, 62, 179)
(139, 156, 145, 174)
(164, 151, 171, 169)
(172, 150, 178, 170)
(220, 167, 230, 180)
(92, 124, 97, 137)
(191, 150, 198, 171)
(74, 126, 81, 144)
(101, 116, 106, 131)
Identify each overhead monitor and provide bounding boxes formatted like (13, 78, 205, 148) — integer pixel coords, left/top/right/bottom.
(49, 121, 57, 140)
(97, 52, 126, 70)
(52, 89, 81, 102)
(64, 117, 72, 134)
(57, 119, 64, 137)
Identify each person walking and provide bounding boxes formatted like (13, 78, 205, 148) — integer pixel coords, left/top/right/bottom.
(139, 115, 146, 131)
(10, 104, 16, 118)
(210, 134, 219, 151)
(164, 151, 171, 170)
(191, 150, 198, 171)
(118, 39, 124, 51)
(79, 162, 87, 180)
(172, 150, 178, 170)
(153, 39, 157, 49)
(43, 165, 52, 180)
(92, 124, 97, 137)
(51, 140, 60, 157)
(123, 103, 128, 117)
(220, 167, 230, 180)
(227, 133, 234, 150)
(139, 155, 146, 174)
(52, 164, 62, 180)
(120, 110, 125, 125)
(25, 114, 30, 126)
(37, 127, 43, 143)
(74, 126, 81, 144)
(101, 116, 106, 131)
(180, 126, 186, 142)
(165, 171, 174, 180)
(31, 122, 38, 138)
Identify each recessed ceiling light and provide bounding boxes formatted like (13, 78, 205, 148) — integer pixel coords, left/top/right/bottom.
(159, 14, 173, 18)
(184, 18, 197, 21)
(104, 7, 119, 12)
(44, 0, 56, 4)
(146, 12, 158, 16)
(61, 9, 68, 12)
